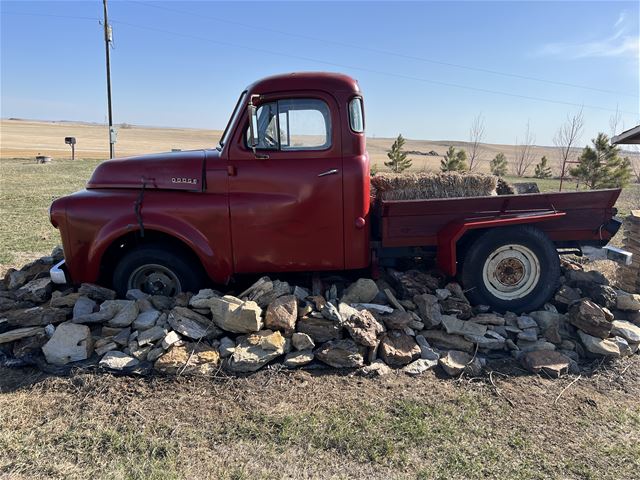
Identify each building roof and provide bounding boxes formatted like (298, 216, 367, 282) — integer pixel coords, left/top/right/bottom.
(612, 125, 640, 145)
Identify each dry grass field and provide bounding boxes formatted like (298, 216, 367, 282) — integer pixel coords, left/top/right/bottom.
(1, 119, 640, 479)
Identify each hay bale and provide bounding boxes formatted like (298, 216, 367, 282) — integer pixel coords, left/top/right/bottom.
(371, 172, 498, 201)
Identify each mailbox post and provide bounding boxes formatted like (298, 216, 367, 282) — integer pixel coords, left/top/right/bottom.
(65, 137, 76, 160)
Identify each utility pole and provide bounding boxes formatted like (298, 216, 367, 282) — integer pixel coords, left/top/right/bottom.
(102, 0, 115, 159)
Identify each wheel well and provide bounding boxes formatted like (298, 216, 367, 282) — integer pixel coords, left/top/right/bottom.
(99, 229, 204, 287)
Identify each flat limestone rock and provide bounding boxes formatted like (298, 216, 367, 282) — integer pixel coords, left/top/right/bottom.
(379, 331, 421, 367)
(99, 351, 140, 370)
(438, 350, 482, 377)
(283, 350, 314, 368)
(611, 320, 640, 343)
(567, 300, 612, 339)
(209, 296, 263, 333)
(520, 350, 570, 378)
(155, 343, 221, 376)
(402, 358, 438, 376)
(577, 330, 620, 357)
(340, 278, 379, 304)
(296, 316, 341, 343)
(315, 339, 364, 369)
(419, 329, 474, 353)
(5, 306, 68, 327)
(441, 315, 487, 337)
(42, 322, 93, 366)
(78, 283, 116, 302)
(0, 326, 45, 344)
(265, 295, 297, 335)
(168, 307, 221, 340)
(228, 330, 285, 372)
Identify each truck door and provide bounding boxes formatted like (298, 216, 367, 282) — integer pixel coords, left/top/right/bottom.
(227, 92, 344, 273)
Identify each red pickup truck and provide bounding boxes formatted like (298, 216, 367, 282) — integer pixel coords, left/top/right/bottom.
(49, 72, 627, 313)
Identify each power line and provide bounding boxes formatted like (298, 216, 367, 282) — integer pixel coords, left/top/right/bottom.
(3, 10, 638, 115)
(109, 18, 638, 116)
(131, 0, 639, 99)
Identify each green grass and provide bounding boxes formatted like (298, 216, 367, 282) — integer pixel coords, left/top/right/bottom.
(0, 158, 101, 266)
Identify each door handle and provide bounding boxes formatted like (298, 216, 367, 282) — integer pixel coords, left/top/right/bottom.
(318, 169, 339, 177)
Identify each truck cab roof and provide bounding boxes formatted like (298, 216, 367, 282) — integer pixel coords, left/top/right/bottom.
(246, 72, 361, 95)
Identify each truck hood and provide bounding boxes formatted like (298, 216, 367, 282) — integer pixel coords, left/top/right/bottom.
(87, 150, 213, 192)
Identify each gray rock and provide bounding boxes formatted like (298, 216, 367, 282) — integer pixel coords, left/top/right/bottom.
(107, 301, 139, 328)
(415, 335, 440, 361)
(617, 294, 640, 312)
(378, 331, 421, 367)
(517, 339, 556, 353)
(168, 307, 220, 340)
(137, 325, 167, 346)
(16, 277, 52, 303)
(611, 320, 640, 343)
(441, 315, 487, 337)
(41, 322, 93, 366)
(112, 328, 131, 346)
(464, 333, 505, 350)
(95, 341, 118, 356)
(529, 311, 563, 344)
(567, 300, 612, 339)
(0, 326, 45, 344)
(565, 269, 608, 287)
(413, 293, 442, 328)
(125, 289, 149, 301)
(520, 350, 571, 377)
(577, 330, 620, 356)
(341, 278, 379, 304)
(315, 339, 364, 368)
(284, 350, 314, 368)
(78, 283, 116, 302)
(6, 306, 68, 327)
(133, 310, 160, 331)
(189, 289, 220, 309)
(147, 347, 165, 362)
(228, 330, 286, 372)
(72, 296, 98, 320)
(378, 310, 413, 330)
(402, 358, 438, 376)
(291, 332, 315, 351)
(518, 328, 538, 342)
(420, 329, 474, 353)
(321, 301, 342, 323)
(49, 292, 81, 308)
(293, 286, 310, 301)
(99, 350, 139, 370)
(469, 313, 504, 326)
(553, 285, 581, 310)
(435, 289, 451, 301)
(218, 336, 235, 358)
(150, 295, 175, 311)
(296, 316, 341, 343)
(517, 315, 538, 330)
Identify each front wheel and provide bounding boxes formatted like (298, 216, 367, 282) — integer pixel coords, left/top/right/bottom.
(460, 226, 559, 313)
(112, 245, 204, 298)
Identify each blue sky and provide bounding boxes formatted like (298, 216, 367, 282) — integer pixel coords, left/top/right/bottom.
(1, 1, 638, 145)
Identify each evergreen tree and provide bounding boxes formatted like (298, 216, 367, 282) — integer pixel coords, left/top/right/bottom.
(570, 133, 633, 189)
(440, 146, 468, 172)
(490, 152, 508, 176)
(384, 134, 412, 173)
(534, 155, 553, 179)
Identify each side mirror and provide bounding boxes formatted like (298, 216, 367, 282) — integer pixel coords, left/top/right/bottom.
(247, 103, 259, 149)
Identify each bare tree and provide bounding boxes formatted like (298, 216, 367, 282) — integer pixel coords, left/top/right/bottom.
(512, 120, 536, 177)
(553, 109, 584, 191)
(468, 113, 485, 171)
(609, 105, 623, 138)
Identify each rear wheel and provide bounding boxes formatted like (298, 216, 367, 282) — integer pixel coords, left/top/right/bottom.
(460, 226, 559, 313)
(112, 245, 204, 298)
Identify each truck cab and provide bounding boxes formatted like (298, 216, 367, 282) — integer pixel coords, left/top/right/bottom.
(50, 73, 372, 296)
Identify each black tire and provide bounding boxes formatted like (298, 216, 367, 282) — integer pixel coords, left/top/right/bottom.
(112, 244, 204, 298)
(459, 225, 559, 313)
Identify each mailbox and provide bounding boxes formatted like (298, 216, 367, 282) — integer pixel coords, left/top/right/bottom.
(65, 136, 77, 160)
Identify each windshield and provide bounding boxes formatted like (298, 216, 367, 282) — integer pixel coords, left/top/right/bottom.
(217, 91, 247, 150)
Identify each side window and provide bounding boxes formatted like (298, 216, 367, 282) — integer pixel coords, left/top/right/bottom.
(348, 97, 364, 133)
(247, 98, 332, 151)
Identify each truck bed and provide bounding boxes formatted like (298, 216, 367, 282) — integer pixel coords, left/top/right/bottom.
(377, 188, 621, 248)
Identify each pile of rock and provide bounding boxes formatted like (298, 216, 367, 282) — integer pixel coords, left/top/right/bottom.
(1, 248, 639, 379)
(619, 210, 640, 294)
